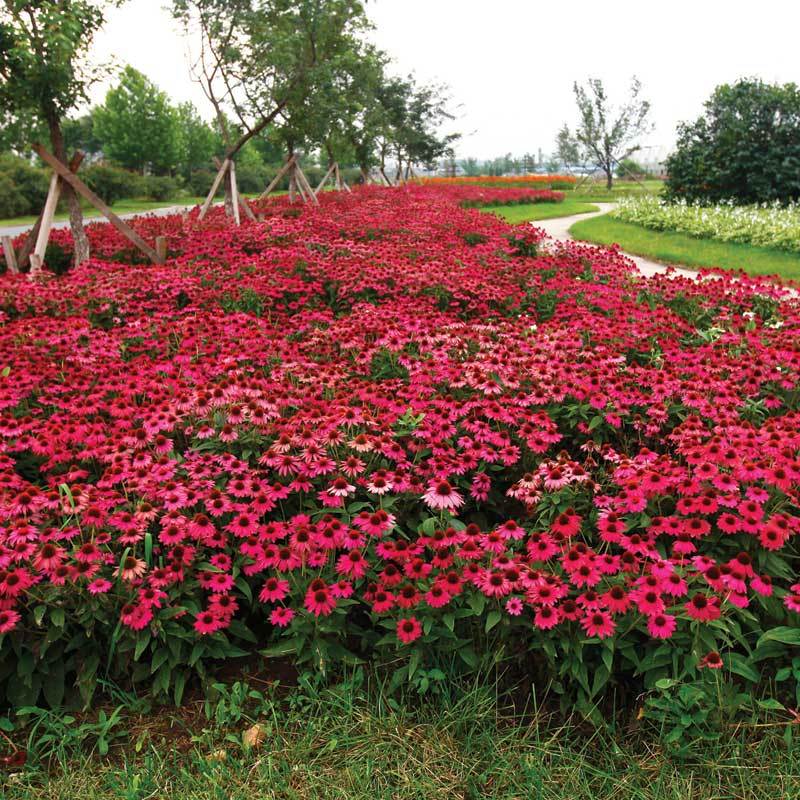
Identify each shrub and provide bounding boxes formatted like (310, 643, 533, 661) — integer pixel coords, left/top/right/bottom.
(83, 163, 142, 205)
(666, 78, 800, 204)
(187, 169, 222, 198)
(0, 154, 50, 217)
(0, 173, 29, 219)
(612, 196, 800, 253)
(140, 175, 179, 201)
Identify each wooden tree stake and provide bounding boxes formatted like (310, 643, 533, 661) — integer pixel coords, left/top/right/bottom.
(2, 236, 18, 274)
(30, 172, 62, 275)
(155, 236, 168, 262)
(260, 155, 296, 199)
(314, 163, 336, 197)
(294, 163, 319, 206)
(34, 144, 162, 265)
(18, 151, 85, 269)
(198, 158, 230, 220)
(229, 160, 241, 226)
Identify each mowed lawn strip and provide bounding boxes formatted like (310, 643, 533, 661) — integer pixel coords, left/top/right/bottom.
(483, 200, 599, 223)
(570, 215, 800, 281)
(5, 685, 797, 800)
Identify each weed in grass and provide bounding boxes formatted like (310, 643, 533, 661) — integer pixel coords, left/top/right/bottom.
(2, 672, 799, 800)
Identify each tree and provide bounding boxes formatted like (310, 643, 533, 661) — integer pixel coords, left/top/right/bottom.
(63, 112, 103, 158)
(559, 77, 652, 189)
(0, 1, 119, 264)
(665, 78, 800, 204)
(94, 66, 181, 174)
(174, 101, 219, 179)
(173, 0, 368, 211)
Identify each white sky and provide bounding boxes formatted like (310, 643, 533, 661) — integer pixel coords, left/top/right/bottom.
(89, 0, 800, 160)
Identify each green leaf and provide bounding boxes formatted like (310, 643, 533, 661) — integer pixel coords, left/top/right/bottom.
(726, 653, 760, 683)
(260, 636, 302, 658)
(458, 647, 478, 668)
(485, 610, 501, 633)
(468, 593, 486, 617)
(408, 649, 421, 680)
(757, 627, 800, 648)
(134, 632, 151, 662)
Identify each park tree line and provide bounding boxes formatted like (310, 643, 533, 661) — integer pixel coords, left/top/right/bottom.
(0, 0, 458, 257)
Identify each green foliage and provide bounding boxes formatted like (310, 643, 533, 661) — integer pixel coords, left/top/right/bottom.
(559, 77, 653, 189)
(82, 163, 142, 205)
(139, 175, 179, 201)
(0, 2, 108, 127)
(570, 214, 800, 280)
(94, 66, 181, 174)
(0, 154, 48, 216)
(612, 195, 800, 253)
(665, 78, 800, 204)
(174, 102, 219, 179)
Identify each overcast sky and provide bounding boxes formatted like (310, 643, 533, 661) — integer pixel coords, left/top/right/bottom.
(89, 0, 800, 161)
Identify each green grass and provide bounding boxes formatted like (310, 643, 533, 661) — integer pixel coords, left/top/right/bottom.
(3, 677, 798, 800)
(0, 193, 275, 229)
(565, 178, 664, 203)
(482, 200, 600, 223)
(570, 215, 800, 280)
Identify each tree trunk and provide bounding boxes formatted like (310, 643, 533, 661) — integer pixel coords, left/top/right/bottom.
(223, 164, 234, 217)
(605, 166, 613, 190)
(48, 117, 90, 265)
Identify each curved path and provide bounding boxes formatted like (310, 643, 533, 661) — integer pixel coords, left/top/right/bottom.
(534, 202, 698, 280)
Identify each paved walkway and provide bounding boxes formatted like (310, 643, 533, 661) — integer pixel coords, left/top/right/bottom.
(0, 203, 194, 238)
(534, 202, 698, 280)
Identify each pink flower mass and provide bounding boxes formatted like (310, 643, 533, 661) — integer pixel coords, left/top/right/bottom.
(0, 183, 798, 683)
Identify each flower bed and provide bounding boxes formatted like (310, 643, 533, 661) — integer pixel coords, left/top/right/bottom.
(441, 185, 565, 207)
(422, 174, 576, 187)
(0, 184, 798, 718)
(612, 196, 800, 253)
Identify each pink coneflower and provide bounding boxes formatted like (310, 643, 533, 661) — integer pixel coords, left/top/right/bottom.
(479, 570, 512, 598)
(87, 578, 112, 595)
(422, 480, 464, 512)
(425, 584, 451, 608)
(336, 549, 368, 579)
(581, 610, 615, 639)
(120, 603, 152, 631)
(647, 613, 677, 639)
(685, 593, 721, 622)
(194, 610, 225, 635)
(396, 616, 422, 644)
(327, 476, 356, 498)
(270, 607, 295, 627)
(366, 470, 393, 495)
(0, 609, 20, 634)
(305, 587, 337, 617)
(698, 651, 724, 669)
(505, 597, 524, 616)
(259, 577, 290, 603)
(534, 605, 559, 630)
(33, 543, 65, 573)
(751, 574, 773, 597)
(115, 555, 147, 583)
(635, 590, 665, 616)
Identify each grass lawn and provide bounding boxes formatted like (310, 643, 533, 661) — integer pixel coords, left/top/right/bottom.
(564, 178, 664, 203)
(570, 215, 800, 281)
(483, 200, 599, 223)
(4, 680, 797, 800)
(0, 193, 275, 229)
